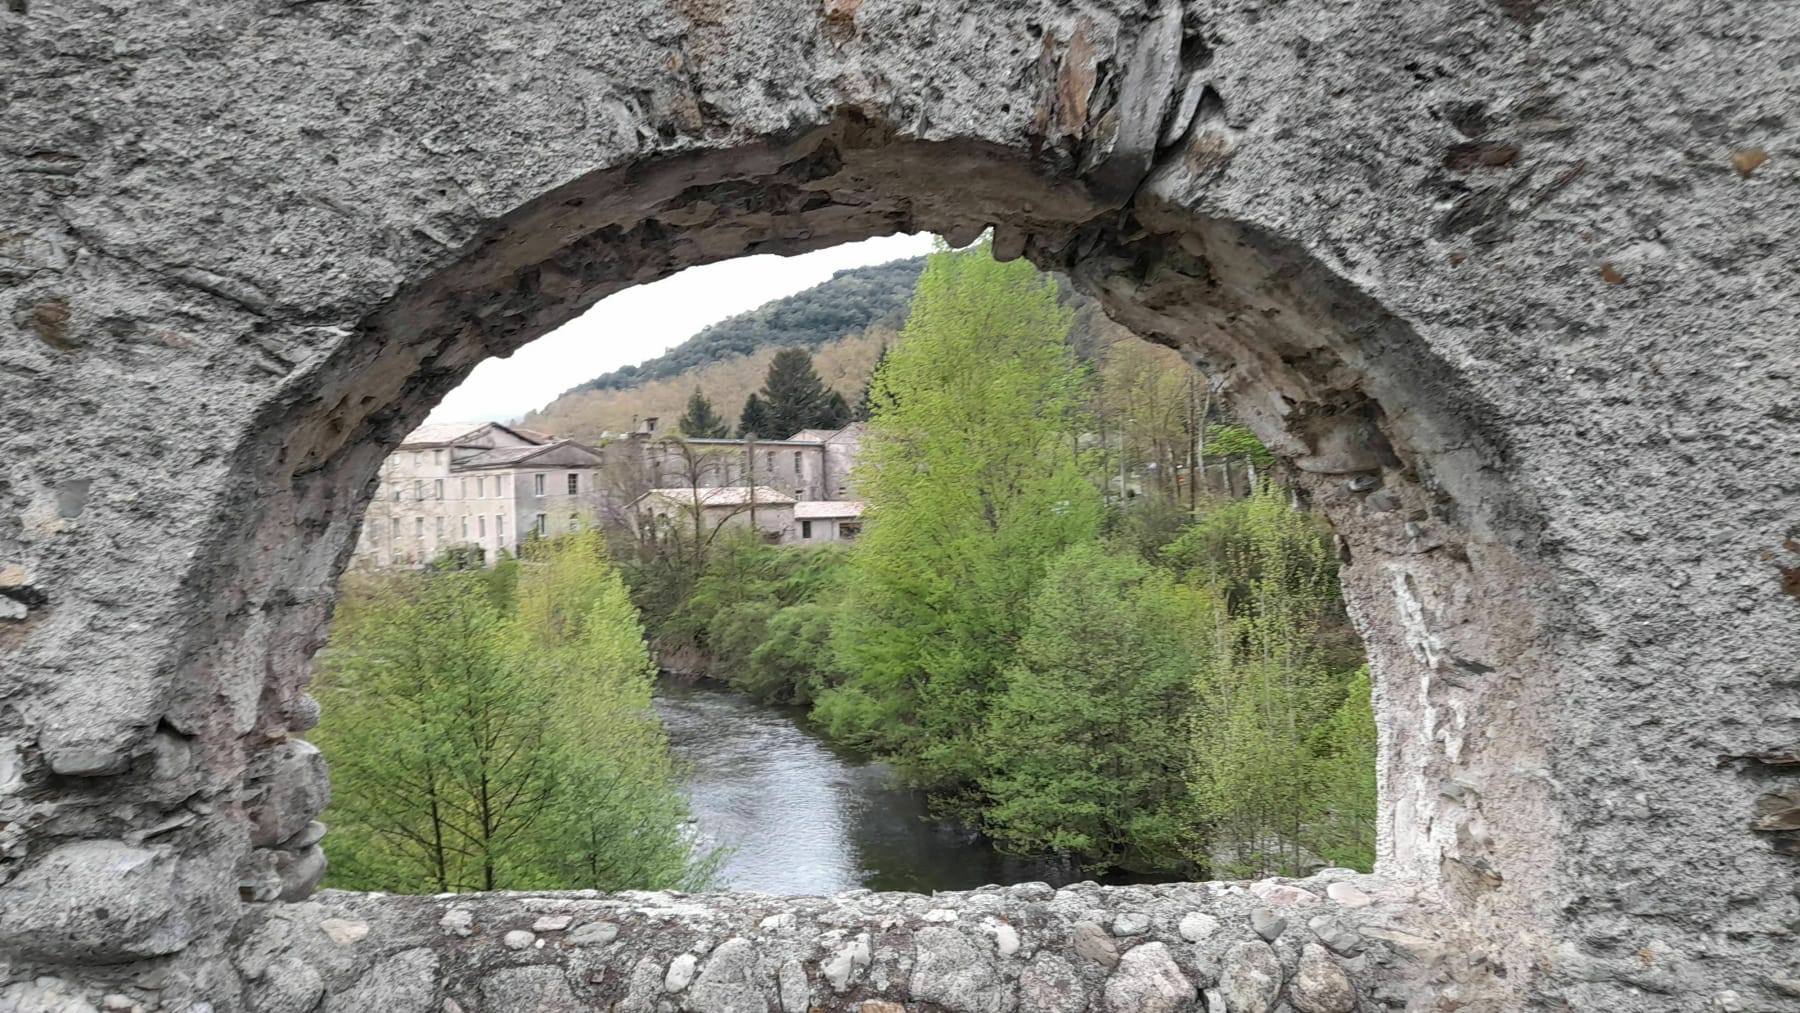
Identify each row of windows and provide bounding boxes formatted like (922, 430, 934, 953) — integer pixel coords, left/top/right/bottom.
(382, 472, 588, 502)
(365, 511, 589, 548)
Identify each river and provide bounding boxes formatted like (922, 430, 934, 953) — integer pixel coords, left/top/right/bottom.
(653, 677, 1077, 895)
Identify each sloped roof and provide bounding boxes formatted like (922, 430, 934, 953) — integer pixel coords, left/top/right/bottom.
(400, 422, 487, 447)
(794, 500, 865, 520)
(401, 421, 547, 449)
(639, 486, 798, 508)
(453, 439, 603, 470)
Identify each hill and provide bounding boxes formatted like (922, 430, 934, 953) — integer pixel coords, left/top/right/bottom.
(558, 257, 927, 400)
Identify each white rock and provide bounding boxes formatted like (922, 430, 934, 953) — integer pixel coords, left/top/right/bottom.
(1112, 911, 1151, 936)
(1179, 912, 1220, 943)
(438, 908, 474, 937)
(822, 933, 871, 992)
(923, 907, 960, 922)
(664, 952, 698, 992)
(501, 930, 535, 950)
(567, 921, 619, 946)
(319, 919, 369, 945)
(982, 918, 1020, 957)
(777, 959, 810, 1013)
(1290, 943, 1355, 1013)
(1325, 882, 1371, 908)
(531, 914, 572, 932)
(1248, 881, 1319, 906)
(760, 912, 796, 931)
(1103, 942, 1194, 1013)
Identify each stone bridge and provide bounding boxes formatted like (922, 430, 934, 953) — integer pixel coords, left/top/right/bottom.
(1, 0, 1794, 1010)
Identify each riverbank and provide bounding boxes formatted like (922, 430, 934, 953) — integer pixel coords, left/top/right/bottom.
(655, 676, 1115, 894)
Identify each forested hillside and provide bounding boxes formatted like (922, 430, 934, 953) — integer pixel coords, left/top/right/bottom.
(522, 254, 1136, 442)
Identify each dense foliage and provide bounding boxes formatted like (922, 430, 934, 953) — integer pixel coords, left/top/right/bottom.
(312, 531, 715, 893)
(626, 244, 1376, 881)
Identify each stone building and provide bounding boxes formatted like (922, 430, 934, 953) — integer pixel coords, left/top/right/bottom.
(631, 485, 798, 543)
(351, 422, 609, 568)
(639, 422, 866, 504)
(793, 499, 866, 543)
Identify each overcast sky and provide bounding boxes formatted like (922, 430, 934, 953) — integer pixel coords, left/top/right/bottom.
(428, 232, 939, 424)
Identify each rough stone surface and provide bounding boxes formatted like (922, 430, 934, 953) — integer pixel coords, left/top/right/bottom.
(0, 841, 209, 963)
(909, 926, 1005, 1013)
(2, 2, 1796, 1010)
(1102, 941, 1193, 1013)
(1289, 944, 1356, 1013)
(1072, 921, 1121, 968)
(1219, 940, 1283, 1013)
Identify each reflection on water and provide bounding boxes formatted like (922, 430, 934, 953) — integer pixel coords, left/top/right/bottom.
(653, 677, 1075, 895)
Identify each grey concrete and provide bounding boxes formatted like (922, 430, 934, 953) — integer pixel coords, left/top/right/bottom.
(1, 0, 1795, 1010)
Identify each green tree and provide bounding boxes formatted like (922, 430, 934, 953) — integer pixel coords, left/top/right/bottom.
(676, 388, 730, 438)
(1306, 666, 1378, 872)
(979, 544, 1199, 873)
(854, 343, 890, 421)
(737, 392, 771, 438)
(818, 244, 1101, 789)
(312, 534, 712, 893)
(1180, 488, 1349, 877)
(759, 347, 843, 438)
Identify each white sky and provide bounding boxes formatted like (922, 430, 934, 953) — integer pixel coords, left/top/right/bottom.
(429, 233, 939, 424)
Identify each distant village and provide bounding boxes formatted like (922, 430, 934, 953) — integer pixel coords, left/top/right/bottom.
(351, 416, 868, 569)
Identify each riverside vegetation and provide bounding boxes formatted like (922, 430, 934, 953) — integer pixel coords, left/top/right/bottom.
(625, 244, 1377, 881)
(313, 242, 1376, 893)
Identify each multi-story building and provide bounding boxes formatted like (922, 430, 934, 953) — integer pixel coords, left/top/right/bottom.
(637, 421, 866, 504)
(351, 422, 610, 569)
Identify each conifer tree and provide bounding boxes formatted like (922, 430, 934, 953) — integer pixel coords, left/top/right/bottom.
(759, 348, 841, 438)
(738, 392, 771, 439)
(676, 388, 729, 438)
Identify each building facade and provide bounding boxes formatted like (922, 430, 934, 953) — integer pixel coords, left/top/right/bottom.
(351, 422, 610, 568)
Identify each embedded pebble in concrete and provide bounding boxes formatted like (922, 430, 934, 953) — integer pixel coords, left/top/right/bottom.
(567, 920, 618, 946)
(664, 952, 698, 992)
(1220, 940, 1283, 1013)
(1180, 911, 1220, 943)
(1112, 911, 1151, 936)
(1250, 908, 1287, 942)
(1325, 882, 1371, 909)
(1072, 921, 1121, 967)
(1103, 941, 1194, 1013)
(1290, 943, 1356, 1013)
(501, 930, 534, 950)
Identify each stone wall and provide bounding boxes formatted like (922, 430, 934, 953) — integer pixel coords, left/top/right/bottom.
(2, 0, 1795, 1010)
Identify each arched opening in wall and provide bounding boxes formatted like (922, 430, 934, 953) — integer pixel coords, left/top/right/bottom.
(179, 121, 1556, 999)
(309, 231, 1381, 898)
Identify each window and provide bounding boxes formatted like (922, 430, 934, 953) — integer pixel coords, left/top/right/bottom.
(533, 473, 546, 497)
(389, 518, 399, 540)
(569, 515, 580, 532)
(567, 473, 579, 495)
(435, 516, 444, 539)
(794, 451, 803, 477)
(801, 520, 813, 539)
(392, 484, 400, 502)
(461, 516, 469, 538)
(434, 479, 444, 500)
(477, 516, 486, 538)
(412, 452, 422, 468)
(413, 479, 423, 501)
(434, 449, 444, 466)
(369, 523, 380, 545)
(535, 513, 547, 536)
(765, 451, 774, 470)
(496, 514, 505, 541)
(414, 517, 424, 539)
(840, 522, 863, 541)
(461, 478, 469, 499)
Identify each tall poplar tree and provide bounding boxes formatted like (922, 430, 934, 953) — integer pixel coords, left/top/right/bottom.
(817, 244, 1101, 789)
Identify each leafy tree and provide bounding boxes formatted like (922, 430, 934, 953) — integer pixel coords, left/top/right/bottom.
(854, 343, 890, 421)
(676, 388, 730, 438)
(737, 392, 771, 438)
(818, 244, 1101, 789)
(1181, 488, 1349, 877)
(979, 544, 1199, 873)
(759, 348, 843, 438)
(1306, 666, 1378, 872)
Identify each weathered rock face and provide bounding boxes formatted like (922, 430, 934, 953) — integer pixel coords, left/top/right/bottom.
(1, 1, 1795, 1010)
